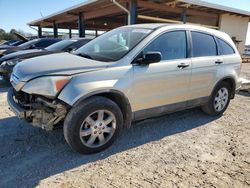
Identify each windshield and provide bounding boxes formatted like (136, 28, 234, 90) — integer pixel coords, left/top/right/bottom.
(45, 40, 76, 51)
(74, 27, 153, 62)
(18, 39, 38, 48)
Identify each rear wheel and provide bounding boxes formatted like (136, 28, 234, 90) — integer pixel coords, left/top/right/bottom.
(63, 96, 123, 154)
(202, 82, 231, 116)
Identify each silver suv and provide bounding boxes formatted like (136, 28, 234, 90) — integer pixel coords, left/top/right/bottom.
(8, 24, 241, 154)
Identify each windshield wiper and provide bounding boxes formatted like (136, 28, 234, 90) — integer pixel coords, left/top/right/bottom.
(77, 53, 93, 60)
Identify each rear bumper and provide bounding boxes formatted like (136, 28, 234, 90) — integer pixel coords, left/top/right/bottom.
(7, 88, 32, 119)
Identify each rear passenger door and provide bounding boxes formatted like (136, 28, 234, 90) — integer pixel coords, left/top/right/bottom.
(189, 31, 221, 102)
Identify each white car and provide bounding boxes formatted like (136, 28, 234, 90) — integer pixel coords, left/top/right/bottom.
(8, 24, 241, 154)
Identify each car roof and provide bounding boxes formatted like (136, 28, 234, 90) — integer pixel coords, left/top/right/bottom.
(123, 23, 234, 48)
(122, 23, 169, 30)
(123, 23, 224, 34)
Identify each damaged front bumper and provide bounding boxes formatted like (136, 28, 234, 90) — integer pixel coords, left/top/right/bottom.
(7, 88, 32, 118)
(7, 88, 68, 130)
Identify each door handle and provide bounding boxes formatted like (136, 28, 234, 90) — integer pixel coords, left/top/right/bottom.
(177, 63, 189, 69)
(215, 60, 223, 64)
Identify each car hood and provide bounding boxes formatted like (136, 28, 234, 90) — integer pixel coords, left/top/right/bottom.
(0, 49, 54, 62)
(0, 45, 16, 50)
(13, 53, 109, 82)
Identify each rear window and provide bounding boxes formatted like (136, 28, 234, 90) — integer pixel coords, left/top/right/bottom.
(191, 31, 217, 57)
(216, 37, 235, 55)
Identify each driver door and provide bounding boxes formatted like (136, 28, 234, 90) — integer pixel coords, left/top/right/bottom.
(132, 30, 192, 119)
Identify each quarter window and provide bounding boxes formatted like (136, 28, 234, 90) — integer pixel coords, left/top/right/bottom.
(143, 31, 187, 60)
(216, 37, 235, 55)
(191, 31, 217, 57)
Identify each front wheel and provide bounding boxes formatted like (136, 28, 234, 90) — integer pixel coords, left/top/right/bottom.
(63, 96, 123, 154)
(202, 82, 231, 116)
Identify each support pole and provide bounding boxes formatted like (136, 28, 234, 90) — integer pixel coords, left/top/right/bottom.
(95, 29, 98, 37)
(69, 28, 72, 38)
(78, 12, 85, 38)
(38, 26, 42, 38)
(129, 0, 137, 24)
(53, 21, 58, 38)
(182, 8, 187, 24)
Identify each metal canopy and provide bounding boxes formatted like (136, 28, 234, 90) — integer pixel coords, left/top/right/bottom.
(28, 0, 250, 31)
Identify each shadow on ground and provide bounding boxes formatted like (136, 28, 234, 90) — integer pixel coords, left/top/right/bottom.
(237, 91, 250, 97)
(0, 107, 219, 187)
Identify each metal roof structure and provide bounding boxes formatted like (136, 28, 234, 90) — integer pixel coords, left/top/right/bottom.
(28, 0, 250, 36)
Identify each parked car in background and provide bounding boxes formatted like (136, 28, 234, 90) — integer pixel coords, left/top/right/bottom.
(0, 38, 61, 58)
(8, 24, 241, 154)
(0, 40, 19, 46)
(0, 38, 92, 80)
(0, 32, 29, 51)
(0, 40, 27, 52)
(244, 45, 250, 56)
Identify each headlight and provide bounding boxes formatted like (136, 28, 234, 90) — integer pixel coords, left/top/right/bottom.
(6, 59, 23, 66)
(22, 76, 71, 97)
(0, 49, 6, 54)
(1, 61, 7, 66)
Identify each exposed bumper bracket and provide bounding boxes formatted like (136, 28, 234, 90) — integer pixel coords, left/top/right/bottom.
(7, 88, 32, 118)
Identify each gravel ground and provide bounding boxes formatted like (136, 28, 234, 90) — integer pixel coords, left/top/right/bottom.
(0, 64, 250, 188)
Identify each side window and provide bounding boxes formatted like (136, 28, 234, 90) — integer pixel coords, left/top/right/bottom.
(191, 31, 217, 57)
(216, 37, 235, 55)
(143, 31, 187, 60)
(35, 40, 57, 48)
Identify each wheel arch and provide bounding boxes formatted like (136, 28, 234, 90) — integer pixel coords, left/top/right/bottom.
(73, 89, 133, 128)
(212, 76, 236, 99)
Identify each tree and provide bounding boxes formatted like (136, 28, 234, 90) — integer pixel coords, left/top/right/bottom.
(0, 28, 17, 41)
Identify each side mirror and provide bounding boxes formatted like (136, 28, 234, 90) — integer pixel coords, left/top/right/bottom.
(137, 52, 162, 65)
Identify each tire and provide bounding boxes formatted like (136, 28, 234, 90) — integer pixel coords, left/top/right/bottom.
(63, 96, 123, 154)
(202, 82, 232, 116)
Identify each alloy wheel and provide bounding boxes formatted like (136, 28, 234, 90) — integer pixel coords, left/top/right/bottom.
(79, 110, 116, 148)
(213, 87, 229, 112)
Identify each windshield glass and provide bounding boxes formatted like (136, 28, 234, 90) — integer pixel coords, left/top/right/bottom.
(45, 40, 76, 51)
(74, 27, 152, 62)
(18, 39, 38, 48)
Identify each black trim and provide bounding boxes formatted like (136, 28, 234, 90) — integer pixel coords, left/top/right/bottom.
(211, 77, 236, 99)
(213, 35, 219, 56)
(73, 89, 133, 128)
(134, 97, 209, 121)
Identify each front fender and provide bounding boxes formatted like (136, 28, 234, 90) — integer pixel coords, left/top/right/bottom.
(58, 79, 120, 106)
(58, 66, 134, 106)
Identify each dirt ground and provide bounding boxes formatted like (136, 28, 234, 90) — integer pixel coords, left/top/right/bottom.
(0, 64, 250, 188)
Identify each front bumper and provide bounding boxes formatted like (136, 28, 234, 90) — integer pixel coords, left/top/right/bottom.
(7, 87, 67, 130)
(7, 88, 32, 118)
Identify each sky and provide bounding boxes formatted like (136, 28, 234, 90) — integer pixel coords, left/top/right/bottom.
(0, 0, 250, 44)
